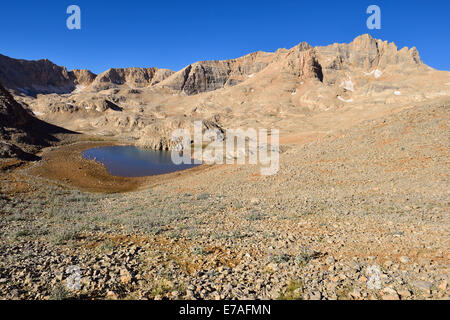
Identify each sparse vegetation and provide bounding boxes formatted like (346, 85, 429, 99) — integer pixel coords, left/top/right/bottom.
(50, 283, 71, 300)
(0, 101, 448, 301)
(150, 279, 175, 298)
(279, 280, 303, 300)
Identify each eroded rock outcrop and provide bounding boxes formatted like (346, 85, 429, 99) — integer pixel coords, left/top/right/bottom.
(0, 54, 174, 95)
(0, 54, 78, 96)
(158, 51, 275, 95)
(278, 42, 323, 81)
(69, 69, 97, 87)
(316, 34, 424, 78)
(91, 67, 175, 90)
(136, 119, 224, 150)
(0, 82, 73, 159)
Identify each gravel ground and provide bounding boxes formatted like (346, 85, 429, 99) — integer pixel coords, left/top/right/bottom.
(0, 101, 449, 300)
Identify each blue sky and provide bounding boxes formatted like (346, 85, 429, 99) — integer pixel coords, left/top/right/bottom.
(1, 0, 449, 73)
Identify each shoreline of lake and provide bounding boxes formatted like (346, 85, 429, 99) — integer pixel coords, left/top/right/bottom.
(24, 139, 213, 193)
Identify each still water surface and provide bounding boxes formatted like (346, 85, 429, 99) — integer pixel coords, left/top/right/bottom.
(82, 146, 198, 177)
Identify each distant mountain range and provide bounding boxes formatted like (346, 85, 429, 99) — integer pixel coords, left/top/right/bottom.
(1, 34, 449, 157)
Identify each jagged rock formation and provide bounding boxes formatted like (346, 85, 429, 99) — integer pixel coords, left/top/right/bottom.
(70, 69, 97, 87)
(33, 94, 123, 115)
(136, 119, 224, 150)
(277, 42, 323, 81)
(2, 34, 449, 154)
(316, 34, 424, 85)
(0, 54, 100, 96)
(91, 67, 175, 91)
(0, 54, 174, 95)
(158, 51, 275, 95)
(0, 54, 77, 96)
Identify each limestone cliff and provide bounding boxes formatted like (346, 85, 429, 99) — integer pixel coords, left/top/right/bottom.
(0, 54, 77, 96)
(157, 51, 276, 95)
(91, 67, 175, 90)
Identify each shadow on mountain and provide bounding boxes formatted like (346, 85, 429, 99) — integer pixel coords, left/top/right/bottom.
(0, 81, 79, 161)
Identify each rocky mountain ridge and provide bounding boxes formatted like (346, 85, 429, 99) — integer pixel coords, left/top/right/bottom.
(0, 34, 433, 98)
(0, 55, 174, 96)
(1, 34, 449, 154)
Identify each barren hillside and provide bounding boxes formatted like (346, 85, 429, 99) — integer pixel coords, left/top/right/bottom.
(0, 97, 448, 300)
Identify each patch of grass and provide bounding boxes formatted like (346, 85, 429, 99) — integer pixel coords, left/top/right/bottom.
(279, 280, 303, 300)
(246, 211, 266, 221)
(53, 227, 81, 245)
(229, 230, 247, 239)
(197, 193, 211, 200)
(270, 253, 291, 264)
(190, 246, 207, 256)
(50, 283, 71, 300)
(336, 284, 354, 300)
(232, 201, 243, 209)
(7, 213, 28, 222)
(97, 239, 116, 253)
(294, 248, 320, 267)
(295, 253, 313, 267)
(14, 229, 34, 239)
(150, 279, 175, 298)
(82, 136, 117, 142)
(65, 190, 97, 203)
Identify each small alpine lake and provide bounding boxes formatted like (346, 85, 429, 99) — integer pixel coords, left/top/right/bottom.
(82, 145, 199, 177)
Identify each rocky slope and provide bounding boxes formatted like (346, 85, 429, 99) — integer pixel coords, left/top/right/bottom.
(0, 82, 73, 159)
(1, 98, 448, 300)
(0, 34, 448, 301)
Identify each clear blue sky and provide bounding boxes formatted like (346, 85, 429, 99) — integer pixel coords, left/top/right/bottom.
(1, 0, 449, 73)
